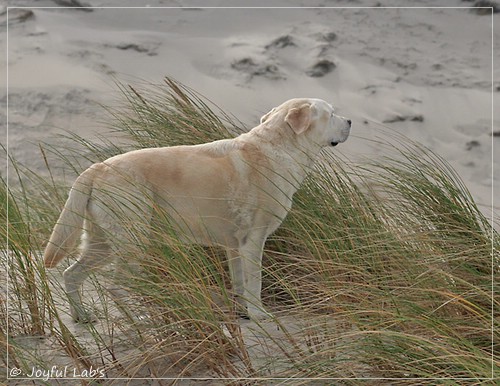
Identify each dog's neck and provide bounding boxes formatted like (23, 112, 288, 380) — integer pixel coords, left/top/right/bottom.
(239, 124, 322, 188)
(280, 137, 322, 189)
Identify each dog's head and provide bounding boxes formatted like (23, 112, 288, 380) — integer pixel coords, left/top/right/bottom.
(260, 98, 351, 147)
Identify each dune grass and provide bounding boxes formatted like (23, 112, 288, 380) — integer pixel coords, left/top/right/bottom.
(2, 77, 498, 384)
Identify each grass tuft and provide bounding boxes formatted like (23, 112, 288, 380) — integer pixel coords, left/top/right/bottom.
(2, 77, 498, 383)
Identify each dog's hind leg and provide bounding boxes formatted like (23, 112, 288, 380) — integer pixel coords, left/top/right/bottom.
(63, 221, 112, 322)
(105, 251, 145, 321)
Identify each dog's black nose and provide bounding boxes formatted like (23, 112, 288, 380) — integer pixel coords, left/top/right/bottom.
(347, 119, 352, 126)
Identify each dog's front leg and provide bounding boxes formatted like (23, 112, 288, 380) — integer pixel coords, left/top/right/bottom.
(226, 248, 246, 315)
(239, 236, 272, 321)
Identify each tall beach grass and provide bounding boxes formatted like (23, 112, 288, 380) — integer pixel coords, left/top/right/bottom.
(2, 77, 498, 384)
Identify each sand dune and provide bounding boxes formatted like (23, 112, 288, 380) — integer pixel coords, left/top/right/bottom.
(2, 0, 498, 218)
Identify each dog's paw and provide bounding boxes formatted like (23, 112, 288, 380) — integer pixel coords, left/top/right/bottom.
(247, 306, 273, 321)
(71, 309, 97, 324)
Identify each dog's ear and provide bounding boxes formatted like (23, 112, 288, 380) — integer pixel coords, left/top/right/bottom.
(285, 104, 312, 135)
(260, 107, 276, 124)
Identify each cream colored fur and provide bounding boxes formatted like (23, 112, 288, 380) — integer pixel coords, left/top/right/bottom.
(43, 98, 351, 322)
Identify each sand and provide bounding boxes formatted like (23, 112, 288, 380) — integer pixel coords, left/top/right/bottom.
(3, 0, 498, 228)
(2, 1, 498, 222)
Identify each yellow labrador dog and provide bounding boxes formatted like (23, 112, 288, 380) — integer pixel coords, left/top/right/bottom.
(43, 98, 351, 322)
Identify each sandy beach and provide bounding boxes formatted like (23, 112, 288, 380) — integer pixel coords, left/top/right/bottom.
(2, 0, 498, 222)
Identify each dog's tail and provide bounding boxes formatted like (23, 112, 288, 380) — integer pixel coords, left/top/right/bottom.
(43, 166, 98, 268)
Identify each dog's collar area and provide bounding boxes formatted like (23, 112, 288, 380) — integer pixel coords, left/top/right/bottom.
(330, 141, 339, 147)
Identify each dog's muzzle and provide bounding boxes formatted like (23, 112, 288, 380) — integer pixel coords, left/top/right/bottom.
(331, 119, 352, 147)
